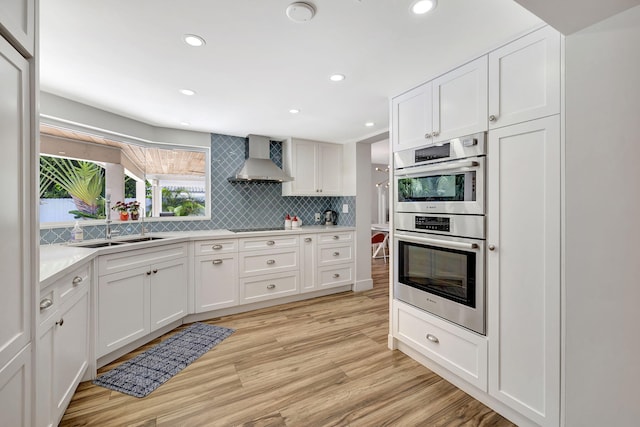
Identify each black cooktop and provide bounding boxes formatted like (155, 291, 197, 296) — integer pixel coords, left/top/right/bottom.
(228, 227, 285, 233)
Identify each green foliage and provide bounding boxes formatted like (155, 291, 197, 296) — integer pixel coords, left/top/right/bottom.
(161, 187, 204, 217)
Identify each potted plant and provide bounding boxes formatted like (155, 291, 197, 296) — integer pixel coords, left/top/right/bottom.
(112, 201, 129, 221)
(128, 201, 141, 220)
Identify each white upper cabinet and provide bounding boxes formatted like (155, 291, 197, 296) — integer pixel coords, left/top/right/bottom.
(391, 83, 433, 152)
(0, 0, 35, 56)
(432, 56, 488, 143)
(488, 26, 561, 129)
(392, 56, 488, 151)
(282, 138, 343, 196)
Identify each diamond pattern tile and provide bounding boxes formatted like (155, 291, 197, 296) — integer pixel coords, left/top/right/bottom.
(40, 133, 355, 244)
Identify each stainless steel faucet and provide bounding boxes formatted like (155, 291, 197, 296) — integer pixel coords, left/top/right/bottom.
(104, 195, 119, 240)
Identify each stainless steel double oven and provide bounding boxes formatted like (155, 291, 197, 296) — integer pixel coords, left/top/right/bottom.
(393, 133, 486, 335)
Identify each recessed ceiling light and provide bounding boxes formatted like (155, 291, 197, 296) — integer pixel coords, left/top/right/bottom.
(180, 89, 195, 96)
(330, 74, 345, 82)
(365, 122, 375, 127)
(411, 0, 437, 15)
(183, 34, 206, 47)
(286, 2, 316, 23)
(289, 109, 300, 114)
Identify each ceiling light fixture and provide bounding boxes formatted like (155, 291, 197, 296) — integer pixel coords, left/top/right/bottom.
(183, 34, 206, 47)
(330, 74, 345, 82)
(179, 89, 195, 96)
(289, 109, 300, 114)
(365, 122, 375, 127)
(411, 0, 437, 15)
(286, 2, 316, 23)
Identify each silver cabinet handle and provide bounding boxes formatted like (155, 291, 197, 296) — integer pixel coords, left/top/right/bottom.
(266, 284, 276, 290)
(56, 318, 64, 327)
(432, 131, 440, 137)
(489, 114, 497, 122)
(426, 334, 439, 344)
(488, 244, 496, 251)
(304, 237, 312, 242)
(266, 259, 276, 265)
(212, 244, 223, 250)
(333, 252, 340, 256)
(40, 298, 53, 311)
(333, 235, 339, 240)
(424, 133, 432, 139)
(333, 273, 340, 278)
(72, 276, 83, 286)
(266, 240, 275, 246)
(212, 259, 223, 265)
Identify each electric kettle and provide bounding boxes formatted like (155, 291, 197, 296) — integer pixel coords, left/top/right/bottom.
(323, 209, 338, 225)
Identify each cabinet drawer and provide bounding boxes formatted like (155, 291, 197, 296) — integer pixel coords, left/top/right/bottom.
(318, 232, 353, 244)
(393, 300, 487, 391)
(240, 272, 299, 304)
(98, 243, 188, 276)
(57, 265, 90, 306)
(318, 244, 353, 265)
(194, 239, 237, 256)
(239, 249, 298, 277)
(239, 235, 299, 251)
(318, 264, 353, 289)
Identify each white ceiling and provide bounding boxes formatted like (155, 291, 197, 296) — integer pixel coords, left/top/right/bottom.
(40, 0, 548, 144)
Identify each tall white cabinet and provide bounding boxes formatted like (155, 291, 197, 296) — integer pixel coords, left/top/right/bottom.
(0, 1, 36, 426)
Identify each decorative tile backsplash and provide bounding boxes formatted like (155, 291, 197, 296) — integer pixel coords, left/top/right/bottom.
(40, 133, 355, 244)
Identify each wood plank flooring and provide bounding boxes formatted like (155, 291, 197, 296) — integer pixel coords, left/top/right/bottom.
(61, 259, 515, 426)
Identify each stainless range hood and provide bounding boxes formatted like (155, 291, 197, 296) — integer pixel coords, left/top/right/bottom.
(228, 134, 293, 183)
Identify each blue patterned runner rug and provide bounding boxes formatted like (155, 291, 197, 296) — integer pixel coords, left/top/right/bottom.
(93, 322, 235, 398)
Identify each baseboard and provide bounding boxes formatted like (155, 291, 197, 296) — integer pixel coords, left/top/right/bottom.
(353, 278, 373, 292)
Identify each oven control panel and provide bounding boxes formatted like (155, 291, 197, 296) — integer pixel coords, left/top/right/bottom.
(415, 216, 450, 232)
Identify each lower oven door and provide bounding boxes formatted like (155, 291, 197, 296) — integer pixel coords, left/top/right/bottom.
(394, 230, 485, 335)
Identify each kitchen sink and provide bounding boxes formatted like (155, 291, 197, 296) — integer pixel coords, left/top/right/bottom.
(74, 241, 127, 248)
(115, 236, 165, 244)
(71, 236, 165, 249)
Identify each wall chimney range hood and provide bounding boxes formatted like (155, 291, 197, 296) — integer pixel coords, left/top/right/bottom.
(228, 134, 293, 183)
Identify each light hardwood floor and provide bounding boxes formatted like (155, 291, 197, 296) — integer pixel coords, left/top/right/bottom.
(61, 259, 514, 426)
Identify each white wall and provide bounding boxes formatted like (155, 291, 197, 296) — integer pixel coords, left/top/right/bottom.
(564, 5, 640, 425)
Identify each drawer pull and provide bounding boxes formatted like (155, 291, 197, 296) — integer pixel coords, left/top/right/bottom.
(333, 273, 340, 278)
(153, 269, 158, 274)
(266, 240, 275, 246)
(146, 271, 152, 276)
(56, 318, 64, 327)
(333, 235, 339, 240)
(304, 237, 312, 242)
(426, 334, 439, 344)
(266, 259, 276, 265)
(333, 252, 340, 257)
(212, 259, 223, 265)
(72, 276, 83, 286)
(266, 284, 276, 290)
(212, 244, 223, 250)
(40, 298, 53, 311)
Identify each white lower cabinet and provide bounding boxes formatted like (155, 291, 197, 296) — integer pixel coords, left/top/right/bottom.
(0, 344, 31, 427)
(299, 234, 317, 293)
(194, 253, 238, 312)
(316, 231, 354, 290)
(487, 116, 560, 426)
(97, 244, 188, 357)
(393, 300, 487, 391)
(37, 264, 90, 427)
(240, 272, 300, 304)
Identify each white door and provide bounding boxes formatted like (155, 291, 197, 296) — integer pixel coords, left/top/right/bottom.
(432, 56, 488, 142)
(291, 140, 317, 195)
(194, 254, 238, 312)
(0, 35, 31, 370)
(392, 82, 433, 151)
(0, 345, 31, 427)
(317, 143, 343, 195)
(487, 116, 560, 426)
(488, 26, 560, 129)
(150, 258, 188, 330)
(0, 0, 35, 55)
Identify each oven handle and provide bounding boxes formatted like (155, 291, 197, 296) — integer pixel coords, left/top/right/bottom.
(395, 231, 479, 251)
(396, 159, 479, 177)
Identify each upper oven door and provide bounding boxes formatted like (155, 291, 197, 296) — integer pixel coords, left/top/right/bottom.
(394, 156, 485, 215)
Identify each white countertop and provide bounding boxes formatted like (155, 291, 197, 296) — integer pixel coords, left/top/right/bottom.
(40, 226, 355, 289)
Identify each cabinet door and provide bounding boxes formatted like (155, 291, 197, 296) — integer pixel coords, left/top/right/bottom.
(150, 257, 188, 330)
(0, 35, 30, 371)
(392, 82, 432, 151)
(97, 266, 150, 357)
(194, 254, 238, 312)
(300, 234, 317, 293)
(290, 140, 317, 195)
(432, 56, 488, 142)
(37, 316, 55, 427)
(487, 116, 560, 426)
(0, 344, 31, 427)
(53, 290, 89, 421)
(317, 143, 343, 195)
(488, 26, 560, 129)
(0, 0, 35, 55)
